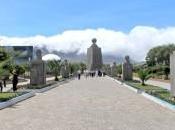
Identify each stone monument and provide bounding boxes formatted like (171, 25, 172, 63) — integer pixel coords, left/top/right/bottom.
(111, 62, 118, 77)
(170, 51, 175, 97)
(122, 56, 133, 81)
(30, 49, 46, 85)
(60, 60, 69, 78)
(87, 38, 103, 71)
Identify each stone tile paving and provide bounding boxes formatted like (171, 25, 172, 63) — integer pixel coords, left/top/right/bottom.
(0, 77, 175, 130)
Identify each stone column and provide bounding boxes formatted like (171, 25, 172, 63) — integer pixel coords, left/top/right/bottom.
(170, 51, 175, 97)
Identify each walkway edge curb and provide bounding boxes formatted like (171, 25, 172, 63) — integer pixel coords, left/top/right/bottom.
(34, 79, 70, 93)
(0, 79, 71, 110)
(107, 76, 175, 111)
(0, 91, 35, 110)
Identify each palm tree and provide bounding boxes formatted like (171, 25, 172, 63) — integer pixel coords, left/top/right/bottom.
(137, 69, 151, 85)
(47, 60, 61, 81)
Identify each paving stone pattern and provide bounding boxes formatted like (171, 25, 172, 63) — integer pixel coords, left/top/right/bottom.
(0, 77, 175, 130)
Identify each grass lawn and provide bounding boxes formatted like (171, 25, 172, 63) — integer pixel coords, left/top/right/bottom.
(126, 81, 175, 105)
(0, 92, 24, 102)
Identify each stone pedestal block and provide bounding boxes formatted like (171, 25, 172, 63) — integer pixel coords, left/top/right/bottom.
(122, 56, 133, 81)
(30, 49, 46, 85)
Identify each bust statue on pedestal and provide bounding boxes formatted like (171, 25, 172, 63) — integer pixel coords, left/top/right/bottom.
(30, 49, 46, 85)
(60, 60, 69, 78)
(122, 56, 133, 81)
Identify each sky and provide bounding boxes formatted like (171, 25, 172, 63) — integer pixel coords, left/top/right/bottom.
(0, 0, 175, 61)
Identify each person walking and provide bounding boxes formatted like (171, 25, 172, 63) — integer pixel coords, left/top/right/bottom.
(77, 70, 81, 80)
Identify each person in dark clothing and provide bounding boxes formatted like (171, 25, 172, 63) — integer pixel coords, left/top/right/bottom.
(78, 73, 81, 80)
(3, 79, 6, 87)
(77, 70, 81, 80)
(98, 71, 102, 77)
(12, 73, 18, 92)
(3, 76, 8, 87)
(93, 72, 95, 77)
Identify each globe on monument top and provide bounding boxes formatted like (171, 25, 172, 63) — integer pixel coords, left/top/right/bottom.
(92, 38, 97, 44)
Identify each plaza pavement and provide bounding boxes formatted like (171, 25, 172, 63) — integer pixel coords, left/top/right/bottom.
(0, 76, 175, 130)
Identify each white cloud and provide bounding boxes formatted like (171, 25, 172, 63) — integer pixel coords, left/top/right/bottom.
(1, 26, 175, 61)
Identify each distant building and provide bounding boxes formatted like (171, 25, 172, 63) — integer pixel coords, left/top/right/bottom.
(3, 46, 33, 64)
(87, 38, 103, 71)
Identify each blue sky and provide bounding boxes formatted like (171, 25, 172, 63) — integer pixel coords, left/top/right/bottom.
(0, 0, 175, 36)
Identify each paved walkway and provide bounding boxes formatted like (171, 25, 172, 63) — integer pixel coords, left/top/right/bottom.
(0, 77, 175, 130)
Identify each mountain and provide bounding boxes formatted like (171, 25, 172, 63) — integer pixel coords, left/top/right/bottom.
(35, 46, 125, 64)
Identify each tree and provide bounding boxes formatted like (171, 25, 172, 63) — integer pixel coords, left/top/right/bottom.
(146, 44, 175, 66)
(116, 64, 122, 77)
(21, 63, 30, 77)
(0, 49, 9, 61)
(137, 69, 151, 85)
(102, 64, 111, 76)
(162, 65, 170, 80)
(3, 60, 26, 91)
(79, 62, 86, 74)
(0, 48, 11, 88)
(47, 60, 61, 81)
(0, 48, 27, 91)
(69, 63, 80, 75)
(0, 68, 10, 87)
